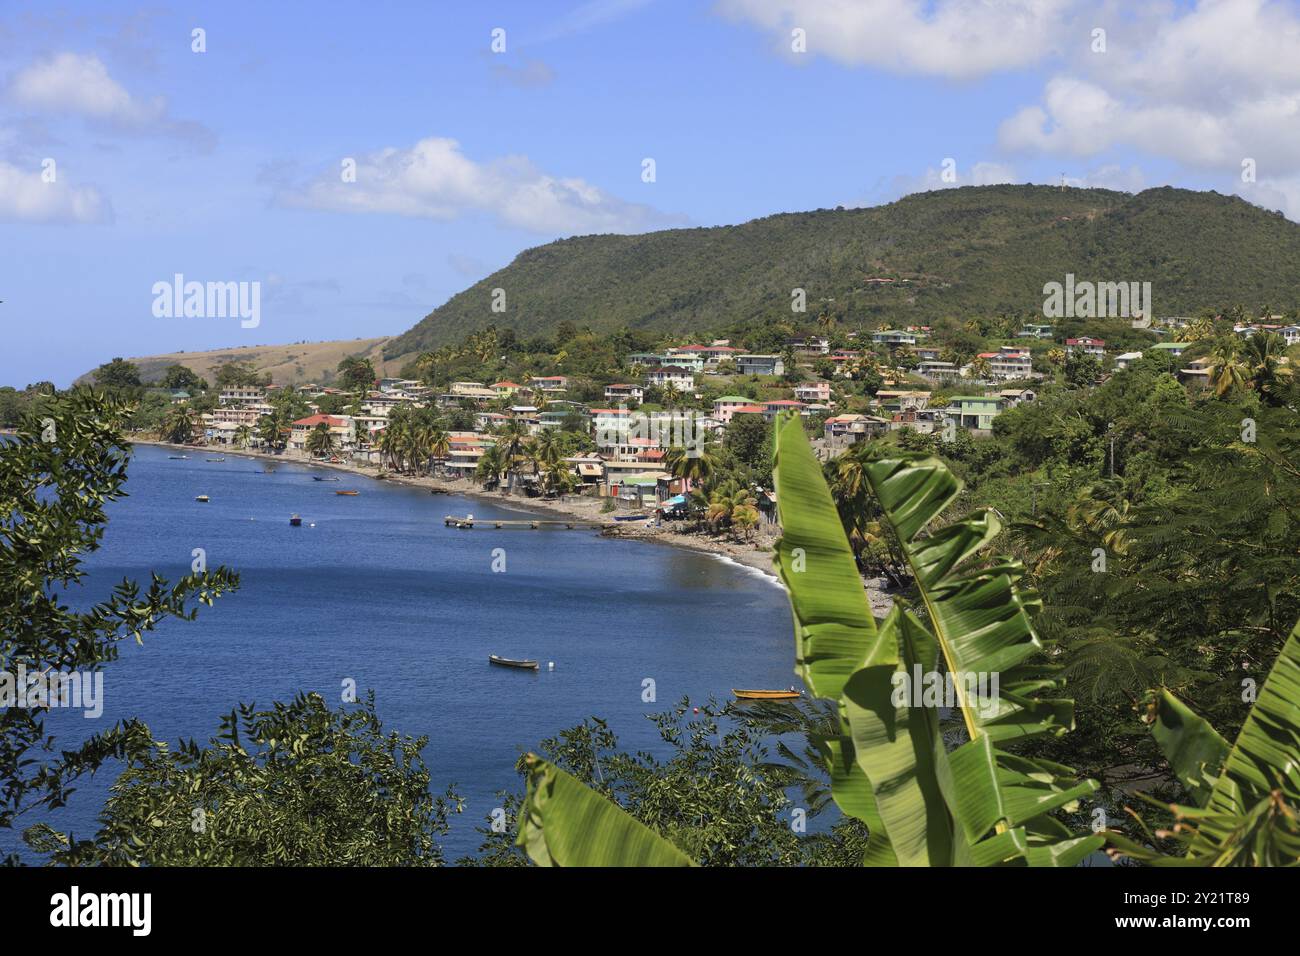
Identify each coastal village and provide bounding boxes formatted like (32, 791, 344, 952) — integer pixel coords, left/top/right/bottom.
(141, 314, 1299, 521)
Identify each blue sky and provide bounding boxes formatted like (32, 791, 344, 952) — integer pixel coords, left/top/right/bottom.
(4, 0, 1299, 386)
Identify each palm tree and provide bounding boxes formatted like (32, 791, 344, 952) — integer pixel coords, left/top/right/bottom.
(255, 414, 283, 453)
(161, 404, 197, 445)
(474, 443, 505, 490)
(663, 439, 718, 491)
(539, 458, 579, 497)
(1207, 338, 1249, 398)
(494, 420, 530, 494)
(233, 424, 252, 450)
(1241, 331, 1294, 404)
(422, 423, 450, 476)
(304, 422, 337, 458)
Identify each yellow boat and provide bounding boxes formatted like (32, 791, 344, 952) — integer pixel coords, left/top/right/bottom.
(335, 490, 359, 496)
(733, 688, 802, 701)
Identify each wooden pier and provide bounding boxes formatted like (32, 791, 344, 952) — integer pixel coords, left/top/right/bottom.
(443, 514, 601, 530)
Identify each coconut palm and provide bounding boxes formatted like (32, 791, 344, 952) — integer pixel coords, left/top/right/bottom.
(539, 458, 579, 497)
(233, 424, 253, 450)
(494, 420, 530, 494)
(663, 439, 718, 490)
(161, 404, 197, 445)
(1241, 331, 1294, 404)
(474, 443, 505, 490)
(255, 414, 283, 453)
(1207, 338, 1249, 398)
(304, 422, 337, 458)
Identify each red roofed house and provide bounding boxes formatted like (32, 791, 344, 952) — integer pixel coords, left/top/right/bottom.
(289, 414, 355, 452)
(1065, 337, 1106, 358)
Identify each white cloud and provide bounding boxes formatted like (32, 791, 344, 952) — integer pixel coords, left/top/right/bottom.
(278, 137, 682, 235)
(1237, 176, 1300, 223)
(714, 0, 1076, 78)
(6, 52, 215, 148)
(999, 1, 1300, 174)
(0, 159, 111, 223)
(9, 52, 163, 124)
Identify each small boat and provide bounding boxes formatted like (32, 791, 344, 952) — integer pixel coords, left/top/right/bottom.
(206, 457, 225, 462)
(335, 490, 359, 496)
(489, 655, 539, 671)
(312, 476, 341, 482)
(195, 495, 210, 503)
(612, 513, 652, 522)
(733, 688, 803, 701)
(168, 455, 188, 460)
(289, 514, 302, 527)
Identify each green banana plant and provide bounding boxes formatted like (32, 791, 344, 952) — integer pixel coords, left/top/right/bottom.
(515, 755, 695, 866)
(511, 416, 1101, 866)
(1106, 619, 1300, 866)
(775, 415, 1100, 866)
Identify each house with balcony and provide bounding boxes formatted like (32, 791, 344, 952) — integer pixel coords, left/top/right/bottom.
(794, 382, 832, 403)
(219, 385, 266, 406)
(761, 400, 807, 422)
(1065, 337, 1106, 358)
(917, 360, 960, 382)
(984, 347, 1034, 381)
(712, 396, 760, 424)
(644, 366, 695, 390)
(603, 383, 644, 404)
(665, 344, 743, 365)
(288, 414, 356, 453)
(529, 375, 569, 393)
(736, 354, 785, 376)
(823, 414, 889, 444)
(872, 329, 919, 347)
(942, 396, 1002, 432)
(1017, 324, 1054, 340)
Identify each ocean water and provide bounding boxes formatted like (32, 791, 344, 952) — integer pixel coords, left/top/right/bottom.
(9, 444, 797, 861)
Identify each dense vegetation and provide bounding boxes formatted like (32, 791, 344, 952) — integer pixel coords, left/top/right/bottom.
(386, 186, 1300, 360)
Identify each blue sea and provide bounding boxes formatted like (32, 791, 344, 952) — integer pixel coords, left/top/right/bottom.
(8, 443, 797, 861)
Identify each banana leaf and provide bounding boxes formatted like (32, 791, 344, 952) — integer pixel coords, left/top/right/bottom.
(862, 455, 1072, 744)
(1188, 617, 1300, 858)
(516, 755, 696, 867)
(1150, 689, 1229, 808)
(772, 413, 883, 699)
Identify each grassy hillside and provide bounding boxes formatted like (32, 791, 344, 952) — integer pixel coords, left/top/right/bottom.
(386, 185, 1300, 361)
(76, 337, 394, 388)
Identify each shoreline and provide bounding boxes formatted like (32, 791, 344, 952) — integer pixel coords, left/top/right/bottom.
(130, 438, 786, 579)
(130, 437, 894, 613)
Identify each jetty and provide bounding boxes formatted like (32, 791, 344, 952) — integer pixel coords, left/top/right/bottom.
(444, 514, 601, 530)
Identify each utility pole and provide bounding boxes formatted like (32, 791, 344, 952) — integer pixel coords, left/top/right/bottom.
(1109, 422, 1115, 478)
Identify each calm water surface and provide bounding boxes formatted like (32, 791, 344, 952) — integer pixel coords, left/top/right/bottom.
(14, 444, 797, 860)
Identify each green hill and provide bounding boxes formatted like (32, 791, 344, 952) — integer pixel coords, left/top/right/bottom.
(386, 184, 1300, 361)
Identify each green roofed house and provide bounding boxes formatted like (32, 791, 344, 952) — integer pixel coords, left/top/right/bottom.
(943, 395, 1002, 432)
(1151, 342, 1192, 358)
